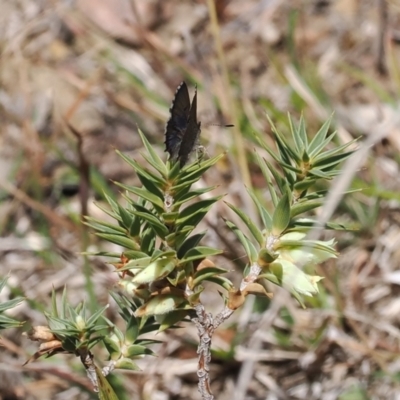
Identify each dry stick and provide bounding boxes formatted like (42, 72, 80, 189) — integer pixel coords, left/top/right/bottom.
(63, 74, 98, 220)
(63, 76, 99, 314)
(192, 303, 215, 400)
(24, 363, 95, 392)
(66, 123, 90, 219)
(0, 179, 76, 231)
(188, 259, 268, 399)
(80, 350, 99, 392)
(376, 0, 388, 75)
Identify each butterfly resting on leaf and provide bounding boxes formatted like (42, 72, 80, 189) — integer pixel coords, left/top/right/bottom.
(164, 81, 204, 167)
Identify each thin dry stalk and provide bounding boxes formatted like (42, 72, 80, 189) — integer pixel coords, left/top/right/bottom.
(188, 260, 266, 399)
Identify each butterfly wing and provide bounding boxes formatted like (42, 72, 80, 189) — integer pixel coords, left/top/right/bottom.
(164, 82, 191, 161)
(178, 85, 201, 167)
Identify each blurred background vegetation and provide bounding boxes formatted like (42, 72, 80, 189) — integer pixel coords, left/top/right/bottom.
(1, 0, 400, 399)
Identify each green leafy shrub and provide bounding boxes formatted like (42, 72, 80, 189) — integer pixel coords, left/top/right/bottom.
(26, 114, 356, 399)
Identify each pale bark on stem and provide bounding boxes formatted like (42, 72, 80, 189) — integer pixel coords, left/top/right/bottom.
(102, 360, 117, 377)
(80, 350, 98, 392)
(192, 303, 214, 400)
(188, 260, 263, 400)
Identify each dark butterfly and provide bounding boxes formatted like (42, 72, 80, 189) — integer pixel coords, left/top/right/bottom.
(164, 81, 201, 167)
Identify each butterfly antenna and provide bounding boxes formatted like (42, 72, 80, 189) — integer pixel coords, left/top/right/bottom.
(205, 123, 234, 128)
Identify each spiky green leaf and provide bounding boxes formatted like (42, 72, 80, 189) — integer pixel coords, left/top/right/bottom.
(137, 129, 168, 177)
(114, 358, 141, 371)
(183, 247, 223, 263)
(135, 295, 188, 317)
(205, 276, 234, 291)
(125, 345, 154, 358)
(137, 172, 165, 200)
(176, 197, 222, 226)
(173, 186, 217, 207)
(103, 336, 121, 360)
(116, 150, 165, 186)
(131, 210, 169, 238)
(246, 188, 273, 231)
(177, 232, 207, 259)
(95, 364, 120, 399)
(85, 217, 126, 235)
(0, 297, 24, 314)
(224, 219, 258, 263)
(272, 193, 291, 235)
(290, 199, 323, 218)
(225, 202, 264, 246)
(115, 184, 164, 213)
(254, 152, 278, 206)
(86, 305, 109, 327)
(193, 266, 229, 287)
(158, 310, 191, 332)
(96, 233, 139, 250)
(289, 113, 305, 154)
(132, 258, 176, 284)
(308, 117, 333, 156)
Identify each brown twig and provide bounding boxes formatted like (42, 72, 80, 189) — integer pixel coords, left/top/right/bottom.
(0, 179, 76, 231)
(376, 0, 388, 75)
(62, 74, 98, 220)
(24, 362, 94, 392)
(66, 123, 90, 219)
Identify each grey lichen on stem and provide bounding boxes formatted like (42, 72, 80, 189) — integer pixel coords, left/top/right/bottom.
(186, 257, 265, 399)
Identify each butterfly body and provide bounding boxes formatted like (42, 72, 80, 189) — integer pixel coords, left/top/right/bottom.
(164, 81, 201, 167)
